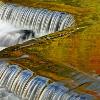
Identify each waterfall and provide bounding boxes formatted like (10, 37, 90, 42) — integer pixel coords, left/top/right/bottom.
(0, 2, 96, 100)
(0, 3, 75, 49)
(0, 61, 93, 100)
(0, 20, 35, 47)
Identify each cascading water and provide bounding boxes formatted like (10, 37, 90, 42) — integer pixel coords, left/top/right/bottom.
(0, 3, 75, 49)
(0, 62, 92, 100)
(0, 2, 92, 100)
(0, 2, 99, 100)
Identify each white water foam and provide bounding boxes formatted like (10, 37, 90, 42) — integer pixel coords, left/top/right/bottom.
(0, 47, 6, 51)
(0, 20, 22, 50)
(0, 20, 34, 50)
(0, 3, 75, 51)
(0, 87, 20, 100)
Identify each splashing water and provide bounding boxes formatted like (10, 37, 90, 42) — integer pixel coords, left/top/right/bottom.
(0, 20, 35, 47)
(0, 2, 94, 100)
(0, 3, 75, 49)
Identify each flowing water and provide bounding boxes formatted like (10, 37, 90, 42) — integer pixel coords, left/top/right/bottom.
(0, 3, 75, 49)
(0, 62, 92, 100)
(0, 2, 93, 100)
